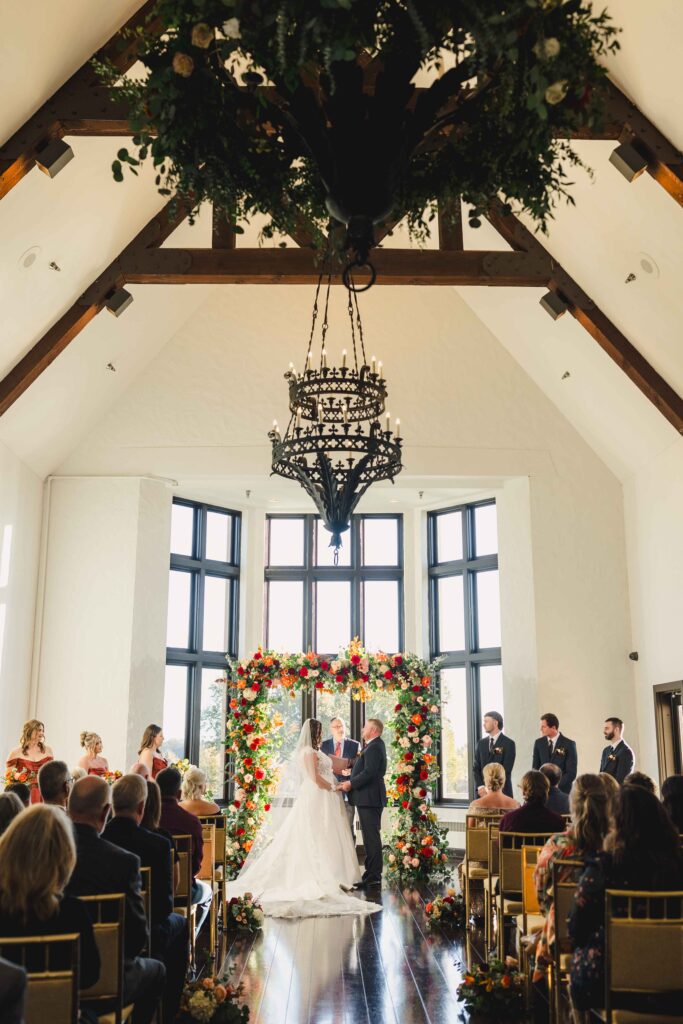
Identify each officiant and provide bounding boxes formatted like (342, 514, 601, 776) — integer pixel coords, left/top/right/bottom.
(322, 717, 360, 834)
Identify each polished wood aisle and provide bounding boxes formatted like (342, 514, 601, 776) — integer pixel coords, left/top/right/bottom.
(218, 886, 491, 1024)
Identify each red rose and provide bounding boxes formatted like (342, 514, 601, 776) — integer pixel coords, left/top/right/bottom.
(419, 769, 429, 781)
(266, 680, 273, 687)
(315, 681, 324, 689)
(351, 654, 361, 665)
(402, 801, 409, 809)
(412, 685, 421, 693)
(264, 804, 271, 811)
(243, 757, 253, 766)
(237, 666, 245, 676)
(254, 769, 265, 780)
(236, 827, 245, 836)
(407, 725, 416, 733)
(233, 800, 241, 809)
(240, 698, 247, 706)
(394, 703, 402, 712)
(254, 651, 262, 660)
(251, 682, 260, 691)
(408, 846, 415, 855)
(335, 674, 344, 683)
(421, 847, 433, 858)
(362, 673, 369, 683)
(394, 656, 403, 666)
(404, 752, 413, 761)
(249, 741, 258, 751)
(384, 669, 393, 680)
(299, 667, 308, 678)
(320, 660, 330, 671)
(243, 724, 254, 734)
(233, 712, 241, 719)
(419, 788, 427, 798)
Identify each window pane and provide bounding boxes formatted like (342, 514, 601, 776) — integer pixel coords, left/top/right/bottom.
(206, 510, 232, 562)
(436, 575, 465, 652)
(163, 665, 188, 761)
(316, 581, 350, 654)
(476, 570, 501, 649)
(200, 668, 227, 797)
(363, 518, 398, 566)
(269, 686, 305, 780)
(475, 504, 498, 557)
(316, 690, 354, 743)
(170, 503, 194, 556)
(269, 518, 304, 566)
(316, 519, 351, 566)
(203, 576, 230, 652)
(364, 689, 400, 782)
(479, 664, 504, 733)
(364, 580, 399, 652)
(267, 581, 303, 651)
(440, 667, 469, 800)
(436, 511, 463, 563)
(166, 570, 192, 648)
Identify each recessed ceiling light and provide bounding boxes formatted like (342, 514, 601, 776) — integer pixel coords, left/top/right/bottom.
(19, 246, 41, 269)
(638, 252, 660, 279)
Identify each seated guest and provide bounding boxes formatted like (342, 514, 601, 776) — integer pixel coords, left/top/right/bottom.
(661, 775, 683, 833)
(0, 805, 100, 992)
(180, 766, 220, 815)
(3, 783, 30, 808)
(623, 770, 656, 794)
(569, 785, 683, 1015)
(499, 770, 565, 834)
(0, 793, 23, 838)
(78, 731, 110, 777)
(103, 775, 188, 1023)
(598, 771, 620, 801)
(468, 763, 519, 812)
(532, 774, 612, 981)
(66, 776, 165, 1024)
(5, 720, 54, 804)
(38, 760, 71, 809)
(157, 767, 212, 933)
(130, 762, 150, 779)
(539, 763, 570, 814)
(142, 780, 180, 890)
(0, 956, 26, 1024)
(71, 767, 87, 782)
(137, 725, 168, 780)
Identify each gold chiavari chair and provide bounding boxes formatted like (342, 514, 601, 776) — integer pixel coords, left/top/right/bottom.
(483, 820, 501, 949)
(173, 834, 197, 966)
(78, 893, 133, 1024)
(197, 812, 227, 909)
(463, 811, 505, 926)
(550, 857, 584, 1024)
(0, 933, 79, 1024)
(496, 832, 555, 959)
(515, 846, 544, 1006)
(138, 866, 152, 955)
(198, 823, 218, 955)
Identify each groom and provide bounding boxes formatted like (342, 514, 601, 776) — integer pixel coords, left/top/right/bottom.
(339, 718, 387, 890)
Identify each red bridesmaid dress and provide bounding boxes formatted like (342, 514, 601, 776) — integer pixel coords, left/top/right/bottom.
(5, 755, 54, 803)
(151, 755, 168, 780)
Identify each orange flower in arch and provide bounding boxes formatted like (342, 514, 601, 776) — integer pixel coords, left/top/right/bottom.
(411, 713, 423, 726)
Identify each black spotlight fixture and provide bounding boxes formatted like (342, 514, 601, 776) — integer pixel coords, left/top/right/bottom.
(35, 139, 74, 178)
(540, 290, 569, 321)
(609, 142, 649, 183)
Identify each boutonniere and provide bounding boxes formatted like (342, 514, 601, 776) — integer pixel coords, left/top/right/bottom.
(555, 747, 566, 756)
(607, 753, 617, 762)
(493, 746, 503, 755)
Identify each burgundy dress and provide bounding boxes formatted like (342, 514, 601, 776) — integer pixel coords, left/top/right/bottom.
(151, 755, 168, 780)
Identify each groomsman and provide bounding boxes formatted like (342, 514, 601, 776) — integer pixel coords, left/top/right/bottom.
(531, 713, 578, 794)
(322, 717, 360, 832)
(599, 717, 635, 784)
(473, 711, 516, 798)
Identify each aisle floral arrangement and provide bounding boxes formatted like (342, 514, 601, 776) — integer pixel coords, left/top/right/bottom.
(178, 976, 249, 1023)
(224, 640, 449, 884)
(456, 958, 525, 1020)
(225, 893, 264, 933)
(425, 889, 466, 929)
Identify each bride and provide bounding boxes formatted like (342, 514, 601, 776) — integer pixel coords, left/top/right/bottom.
(226, 719, 382, 919)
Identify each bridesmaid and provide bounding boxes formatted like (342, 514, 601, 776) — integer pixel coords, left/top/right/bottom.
(77, 731, 110, 777)
(137, 724, 168, 780)
(5, 720, 54, 804)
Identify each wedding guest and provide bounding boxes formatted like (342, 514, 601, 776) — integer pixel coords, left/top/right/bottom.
(5, 720, 54, 804)
(180, 766, 220, 815)
(78, 731, 110, 777)
(0, 805, 100, 991)
(539, 763, 570, 814)
(499, 770, 565, 834)
(103, 774, 188, 1023)
(3, 783, 29, 808)
(130, 762, 150, 779)
(142, 780, 180, 890)
(623, 770, 656, 794)
(0, 793, 23, 837)
(66, 776, 165, 1024)
(532, 714, 578, 793)
(569, 786, 683, 1015)
(661, 775, 683, 832)
(137, 725, 168, 780)
(598, 771, 620, 801)
(71, 767, 87, 782)
(321, 718, 361, 832)
(38, 761, 71, 809)
(157, 767, 212, 933)
(473, 711, 516, 798)
(598, 717, 634, 783)
(468, 763, 519, 812)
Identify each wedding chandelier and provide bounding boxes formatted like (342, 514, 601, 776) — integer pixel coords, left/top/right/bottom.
(268, 275, 403, 560)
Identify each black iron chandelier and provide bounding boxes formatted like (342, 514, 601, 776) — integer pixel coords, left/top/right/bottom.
(268, 275, 403, 559)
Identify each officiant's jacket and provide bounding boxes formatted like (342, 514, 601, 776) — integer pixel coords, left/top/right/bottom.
(531, 734, 578, 794)
(473, 733, 516, 798)
(599, 739, 635, 784)
(321, 736, 361, 782)
(348, 738, 387, 808)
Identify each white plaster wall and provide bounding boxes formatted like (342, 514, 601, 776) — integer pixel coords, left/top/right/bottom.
(624, 437, 683, 779)
(0, 440, 42, 757)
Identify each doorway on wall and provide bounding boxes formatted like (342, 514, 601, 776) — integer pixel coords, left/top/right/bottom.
(653, 681, 683, 781)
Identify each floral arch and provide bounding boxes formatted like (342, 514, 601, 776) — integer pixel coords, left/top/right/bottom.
(223, 641, 450, 884)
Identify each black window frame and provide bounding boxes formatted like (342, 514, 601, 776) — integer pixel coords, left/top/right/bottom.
(428, 499, 501, 806)
(165, 498, 241, 796)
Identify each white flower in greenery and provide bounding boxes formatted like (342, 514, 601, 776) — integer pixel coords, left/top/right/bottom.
(411, 857, 420, 867)
(430, 705, 438, 713)
(243, 689, 257, 702)
(244, 773, 253, 783)
(545, 80, 569, 105)
(401, 682, 409, 690)
(422, 735, 433, 746)
(412, 786, 423, 797)
(223, 17, 241, 39)
(533, 36, 561, 60)
(419, 803, 427, 812)
(331, 660, 341, 673)
(411, 736, 419, 743)
(399, 737, 410, 748)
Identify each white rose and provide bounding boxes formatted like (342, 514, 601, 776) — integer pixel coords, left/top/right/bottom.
(244, 773, 253, 783)
(412, 787, 423, 797)
(543, 37, 561, 58)
(222, 17, 241, 39)
(244, 689, 257, 702)
(399, 737, 409, 748)
(545, 80, 568, 105)
(419, 803, 427, 812)
(422, 735, 432, 746)
(430, 705, 438, 713)
(331, 660, 340, 673)
(411, 857, 420, 867)
(388, 853, 396, 863)
(404, 764, 414, 773)
(401, 682, 409, 690)
(411, 736, 419, 743)
(403, 856, 411, 866)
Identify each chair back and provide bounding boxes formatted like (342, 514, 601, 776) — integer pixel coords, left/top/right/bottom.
(465, 815, 496, 865)
(605, 888, 683, 1017)
(139, 865, 152, 947)
(174, 834, 194, 918)
(197, 813, 226, 868)
(488, 822, 500, 877)
(78, 893, 125, 1013)
(521, 847, 542, 916)
(500, 832, 555, 897)
(0, 933, 79, 1024)
(552, 857, 584, 955)
(199, 824, 216, 885)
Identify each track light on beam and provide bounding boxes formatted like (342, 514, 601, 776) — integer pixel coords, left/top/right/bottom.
(609, 142, 648, 183)
(540, 290, 569, 320)
(104, 288, 134, 317)
(35, 139, 74, 178)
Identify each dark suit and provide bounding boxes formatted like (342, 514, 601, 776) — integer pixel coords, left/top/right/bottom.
(322, 736, 361, 834)
(599, 739, 635, 784)
(67, 822, 165, 1024)
(473, 733, 516, 798)
(348, 738, 387, 883)
(532, 734, 578, 794)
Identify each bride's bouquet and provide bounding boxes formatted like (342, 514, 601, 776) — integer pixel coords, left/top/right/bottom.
(225, 893, 264, 932)
(178, 976, 249, 1023)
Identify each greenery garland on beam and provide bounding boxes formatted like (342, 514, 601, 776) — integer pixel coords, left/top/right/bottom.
(223, 640, 450, 885)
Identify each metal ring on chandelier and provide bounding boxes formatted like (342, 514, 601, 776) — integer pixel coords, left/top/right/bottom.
(342, 259, 376, 293)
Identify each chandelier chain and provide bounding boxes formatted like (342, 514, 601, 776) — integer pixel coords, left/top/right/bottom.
(347, 279, 360, 373)
(351, 284, 367, 367)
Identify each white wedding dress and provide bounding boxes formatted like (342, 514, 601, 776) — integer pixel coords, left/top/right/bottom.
(226, 721, 382, 919)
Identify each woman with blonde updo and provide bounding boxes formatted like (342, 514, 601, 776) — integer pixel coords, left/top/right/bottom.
(180, 766, 220, 815)
(77, 731, 110, 777)
(137, 724, 168, 779)
(468, 763, 519, 812)
(5, 720, 54, 804)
